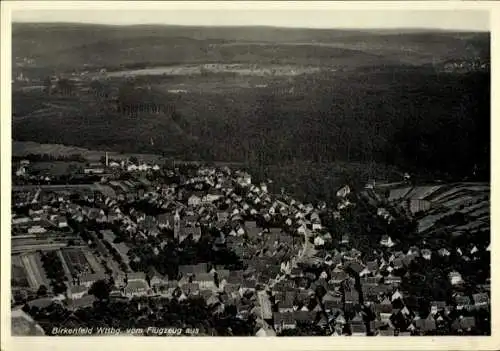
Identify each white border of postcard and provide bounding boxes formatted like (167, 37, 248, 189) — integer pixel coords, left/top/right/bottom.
(1, 1, 499, 351)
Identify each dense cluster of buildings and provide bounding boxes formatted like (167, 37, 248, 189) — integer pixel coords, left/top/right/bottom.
(11, 155, 490, 336)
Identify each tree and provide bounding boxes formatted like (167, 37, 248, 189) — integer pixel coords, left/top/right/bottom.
(37, 285, 48, 297)
(89, 279, 111, 301)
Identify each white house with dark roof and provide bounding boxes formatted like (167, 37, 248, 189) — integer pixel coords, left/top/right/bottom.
(449, 271, 464, 286)
(380, 235, 395, 248)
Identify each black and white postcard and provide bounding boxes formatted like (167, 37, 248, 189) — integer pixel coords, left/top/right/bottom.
(1, 2, 497, 351)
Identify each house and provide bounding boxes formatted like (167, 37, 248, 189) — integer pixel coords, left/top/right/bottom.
(421, 249, 432, 260)
(391, 257, 404, 270)
(390, 308, 412, 331)
(344, 289, 359, 305)
(430, 301, 446, 315)
(159, 280, 179, 295)
(336, 185, 350, 198)
(180, 283, 200, 296)
(380, 235, 395, 248)
(362, 285, 387, 302)
(180, 226, 202, 242)
(330, 271, 348, 285)
(277, 293, 295, 313)
(240, 279, 257, 294)
(78, 272, 106, 288)
(179, 263, 208, 277)
(293, 311, 315, 325)
(377, 328, 396, 336)
(414, 317, 436, 334)
(123, 280, 149, 297)
(451, 316, 476, 333)
(313, 236, 325, 247)
(391, 290, 403, 302)
(157, 213, 175, 229)
(449, 271, 464, 286)
(54, 216, 68, 228)
(217, 211, 229, 222)
(200, 289, 214, 301)
(345, 261, 365, 276)
(454, 294, 472, 310)
(128, 272, 147, 282)
(374, 302, 393, 323)
(192, 273, 215, 290)
(312, 219, 322, 232)
(350, 312, 367, 336)
(472, 293, 489, 307)
(273, 312, 297, 333)
(188, 194, 202, 207)
(340, 234, 350, 245)
(385, 275, 402, 286)
(438, 248, 451, 257)
(149, 271, 167, 288)
(203, 191, 223, 203)
(323, 299, 343, 313)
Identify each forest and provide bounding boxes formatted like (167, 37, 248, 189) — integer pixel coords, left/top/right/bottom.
(12, 68, 490, 188)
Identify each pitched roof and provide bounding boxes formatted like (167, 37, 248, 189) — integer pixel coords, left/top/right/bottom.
(293, 311, 316, 322)
(415, 318, 436, 332)
(472, 292, 489, 304)
(451, 316, 476, 331)
(374, 303, 393, 314)
(193, 272, 214, 283)
(179, 263, 208, 275)
(346, 261, 365, 274)
(454, 295, 472, 305)
(273, 312, 296, 325)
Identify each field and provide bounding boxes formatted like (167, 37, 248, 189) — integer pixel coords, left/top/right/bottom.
(384, 182, 489, 235)
(11, 256, 31, 288)
(15, 253, 51, 290)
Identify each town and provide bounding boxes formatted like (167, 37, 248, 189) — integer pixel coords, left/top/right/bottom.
(11, 152, 490, 336)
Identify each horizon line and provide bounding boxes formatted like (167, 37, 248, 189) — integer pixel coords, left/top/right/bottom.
(12, 21, 491, 33)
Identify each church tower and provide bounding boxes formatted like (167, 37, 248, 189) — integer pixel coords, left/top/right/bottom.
(174, 210, 181, 240)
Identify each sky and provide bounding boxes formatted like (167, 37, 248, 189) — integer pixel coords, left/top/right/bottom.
(12, 9, 490, 31)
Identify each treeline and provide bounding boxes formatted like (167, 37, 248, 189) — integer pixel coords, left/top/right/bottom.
(40, 251, 68, 295)
(13, 153, 86, 163)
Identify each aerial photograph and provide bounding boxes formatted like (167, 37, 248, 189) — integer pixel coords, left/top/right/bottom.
(8, 7, 490, 337)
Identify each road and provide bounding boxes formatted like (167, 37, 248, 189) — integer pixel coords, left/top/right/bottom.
(255, 225, 315, 335)
(267, 227, 314, 290)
